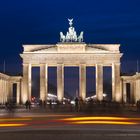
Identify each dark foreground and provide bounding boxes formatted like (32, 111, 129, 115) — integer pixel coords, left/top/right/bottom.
(0, 105, 140, 140)
(1, 130, 140, 140)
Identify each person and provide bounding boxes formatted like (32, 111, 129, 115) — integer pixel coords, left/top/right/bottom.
(79, 97, 84, 111)
(25, 100, 31, 110)
(5, 102, 8, 110)
(43, 100, 46, 108)
(25, 100, 29, 109)
(28, 100, 31, 110)
(39, 99, 43, 108)
(75, 97, 79, 112)
(49, 99, 52, 110)
(5, 101, 15, 117)
(136, 100, 140, 112)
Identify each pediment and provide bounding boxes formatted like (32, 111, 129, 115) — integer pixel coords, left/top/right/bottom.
(32, 46, 57, 53)
(86, 46, 109, 52)
(86, 44, 120, 53)
(23, 45, 57, 53)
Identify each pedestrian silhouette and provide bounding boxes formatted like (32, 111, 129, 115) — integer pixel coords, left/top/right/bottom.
(75, 97, 79, 112)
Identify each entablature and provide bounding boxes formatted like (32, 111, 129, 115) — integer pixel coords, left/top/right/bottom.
(21, 53, 122, 66)
(22, 43, 121, 54)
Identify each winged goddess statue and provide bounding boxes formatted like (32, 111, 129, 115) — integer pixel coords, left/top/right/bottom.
(68, 18, 73, 27)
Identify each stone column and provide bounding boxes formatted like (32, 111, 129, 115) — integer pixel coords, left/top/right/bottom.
(130, 82, 135, 104)
(123, 82, 127, 103)
(2, 80, 4, 104)
(135, 79, 140, 103)
(5, 80, 8, 103)
(57, 64, 64, 101)
(0, 79, 2, 104)
(2, 79, 4, 104)
(28, 64, 32, 101)
(5, 80, 8, 102)
(133, 81, 136, 104)
(79, 64, 86, 100)
(4, 80, 6, 103)
(8, 81, 13, 101)
(22, 63, 32, 103)
(112, 63, 121, 102)
(96, 64, 103, 101)
(2, 79, 7, 104)
(16, 82, 20, 104)
(40, 64, 48, 101)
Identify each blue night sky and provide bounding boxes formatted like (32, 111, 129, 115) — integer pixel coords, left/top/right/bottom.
(0, 0, 140, 97)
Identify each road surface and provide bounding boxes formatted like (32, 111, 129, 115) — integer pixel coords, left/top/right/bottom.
(0, 108, 140, 139)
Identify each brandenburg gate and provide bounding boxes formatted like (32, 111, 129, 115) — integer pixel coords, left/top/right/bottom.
(20, 19, 123, 103)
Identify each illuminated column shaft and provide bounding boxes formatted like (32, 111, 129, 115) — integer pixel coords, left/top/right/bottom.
(28, 64, 32, 101)
(0, 79, 2, 104)
(22, 64, 32, 103)
(2, 80, 4, 103)
(2, 80, 4, 104)
(5, 81, 7, 102)
(79, 64, 86, 100)
(3, 80, 6, 104)
(40, 64, 48, 101)
(5, 81, 8, 103)
(123, 82, 127, 103)
(16, 82, 20, 104)
(0, 79, 1, 103)
(112, 63, 121, 102)
(130, 82, 135, 103)
(133, 81, 136, 103)
(96, 64, 103, 101)
(8, 82, 13, 101)
(0, 79, 13, 104)
(5, 80, 8, 103)
(2, 80, 6, 104)
(57, 64, 64, 101)
(135, 79, 140, 103)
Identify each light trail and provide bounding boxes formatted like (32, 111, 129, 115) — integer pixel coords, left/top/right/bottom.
(0, 118, 32, 122)
(71, 121, 138, 125)
(62, 117, 140, 121)
(61, 116, 140, 125)
(0, 116, 140, 128)
(0, 124, 28, 127)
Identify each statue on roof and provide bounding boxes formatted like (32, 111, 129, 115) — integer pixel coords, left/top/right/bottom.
(68, 18, 73, 27)
(60, 19, 84, 43)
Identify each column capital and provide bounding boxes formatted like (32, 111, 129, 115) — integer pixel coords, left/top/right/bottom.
(40, 63, 47, 66)
(96, 63, 103, 66)
(79, 63, 86, 67)
(57, 63, 64, 66)
(23, 63, 32, 66)
(112, 63, 121, 66)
